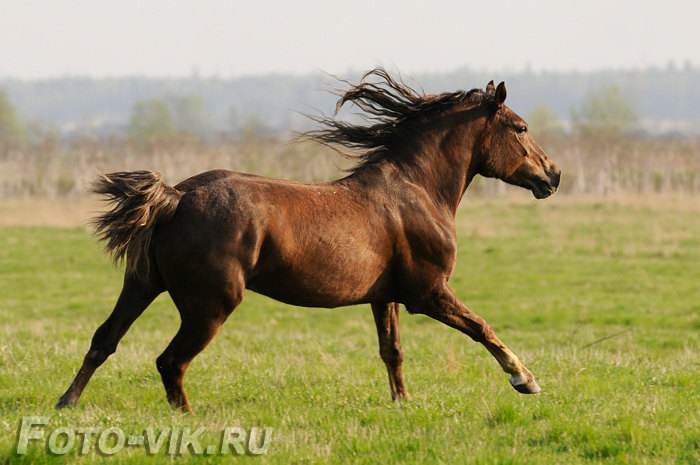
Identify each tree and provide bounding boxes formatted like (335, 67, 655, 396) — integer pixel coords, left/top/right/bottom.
(128, 99, 176, 148)
(167, 94, 211, 140)
(0, 89, 25, 152)
(572, 84, 637, 138)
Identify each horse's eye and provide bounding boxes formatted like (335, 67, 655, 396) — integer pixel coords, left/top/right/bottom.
(517, 126, 527, 134)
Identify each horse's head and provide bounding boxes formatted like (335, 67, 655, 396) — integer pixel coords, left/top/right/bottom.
(478, 81, 560, 199)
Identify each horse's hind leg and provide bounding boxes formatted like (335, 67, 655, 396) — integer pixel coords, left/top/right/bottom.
(56, 276, 161, 408)
(406, 283, 541, 394)
(156, 287, 243, 413)
(371, 302, 410, 401)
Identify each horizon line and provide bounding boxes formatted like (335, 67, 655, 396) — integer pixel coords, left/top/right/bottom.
(1, 62, 698, 82)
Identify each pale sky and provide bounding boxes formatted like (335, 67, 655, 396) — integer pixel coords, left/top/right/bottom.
(1, 0, 698, 79)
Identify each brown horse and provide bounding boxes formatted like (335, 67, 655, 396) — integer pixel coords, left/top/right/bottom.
(57, 69, 560, 413)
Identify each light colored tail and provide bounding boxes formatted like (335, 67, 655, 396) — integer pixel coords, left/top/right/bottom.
(90, 170, 182, 276)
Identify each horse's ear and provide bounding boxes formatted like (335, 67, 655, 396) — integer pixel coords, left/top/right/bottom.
(485, 80, 496, 96)
(495, 82, 507, 106)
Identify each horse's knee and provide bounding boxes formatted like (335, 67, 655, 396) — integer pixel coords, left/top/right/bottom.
(379, 344, 403, 367)
(466, 320, 495, 344)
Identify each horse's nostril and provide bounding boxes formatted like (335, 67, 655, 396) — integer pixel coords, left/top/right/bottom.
(550, 170, 561, 188)
(544, 166, 560, 189)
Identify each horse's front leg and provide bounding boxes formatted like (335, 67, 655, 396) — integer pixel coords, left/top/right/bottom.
(405, 283, 541, 394)
(371, 302, 410, 401)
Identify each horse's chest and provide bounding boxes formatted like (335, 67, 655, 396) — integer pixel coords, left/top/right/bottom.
(401, 221, 458, 274)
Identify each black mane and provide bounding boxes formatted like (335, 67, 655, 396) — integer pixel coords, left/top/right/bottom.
(304, 68, 493, 174)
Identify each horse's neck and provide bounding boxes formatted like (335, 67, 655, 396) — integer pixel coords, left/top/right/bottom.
(344, 148, 477, 217)
(393, 121, 483, 214)
(338, 109, 486, 214)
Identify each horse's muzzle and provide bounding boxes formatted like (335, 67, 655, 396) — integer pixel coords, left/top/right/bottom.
(532, 166, 561, 199)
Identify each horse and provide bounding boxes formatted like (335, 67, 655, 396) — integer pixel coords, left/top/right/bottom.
(57, 69, 560, 413)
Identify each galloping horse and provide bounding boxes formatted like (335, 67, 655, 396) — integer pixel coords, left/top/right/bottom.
(57, 69, 560, 413)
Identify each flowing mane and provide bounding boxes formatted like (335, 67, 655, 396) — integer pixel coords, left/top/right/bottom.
(305, 67, 493, 174)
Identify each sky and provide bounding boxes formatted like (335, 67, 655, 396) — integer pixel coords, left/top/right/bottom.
(1, 0, 699, 79)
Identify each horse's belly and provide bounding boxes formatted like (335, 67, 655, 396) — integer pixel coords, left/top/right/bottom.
(241, 192, 395, 307)
(246, 258, 391, 308)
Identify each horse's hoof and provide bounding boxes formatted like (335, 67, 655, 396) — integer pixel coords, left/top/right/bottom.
(55, 394, 76, 409)
(509, 372, 542, 394)
(55, 399, 70, 409)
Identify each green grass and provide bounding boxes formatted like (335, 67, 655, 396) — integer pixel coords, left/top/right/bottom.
(0, 198, 698, 464)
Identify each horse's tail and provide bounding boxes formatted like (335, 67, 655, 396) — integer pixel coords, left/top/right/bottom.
(90, 170, 183, 276)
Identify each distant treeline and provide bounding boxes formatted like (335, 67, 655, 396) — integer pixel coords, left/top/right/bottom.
(1, 65, 700, 137)
(2, 132, 700, 198)
(2, 66, 700, 199)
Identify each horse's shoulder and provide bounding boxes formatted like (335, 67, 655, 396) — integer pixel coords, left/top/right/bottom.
(395, 181, 455, 230)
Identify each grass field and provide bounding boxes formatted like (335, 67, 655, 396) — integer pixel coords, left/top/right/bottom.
(0, 196, 698, 464)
